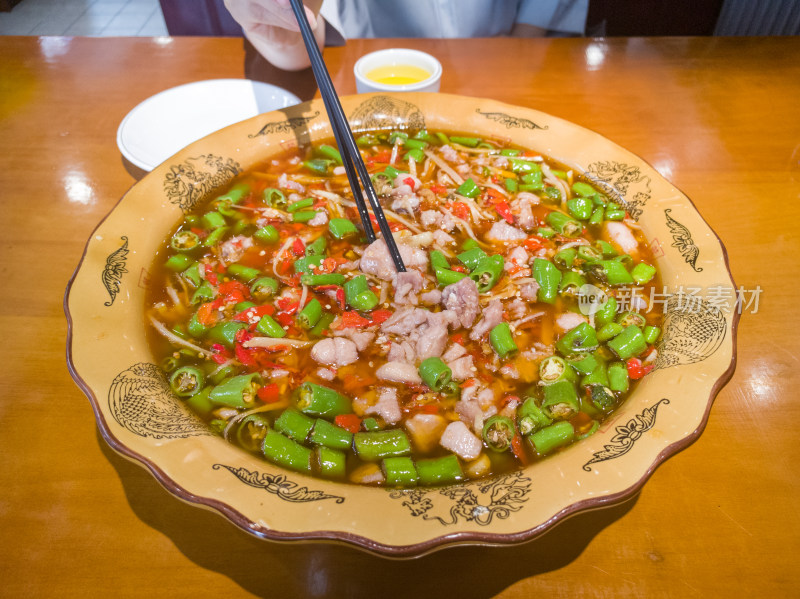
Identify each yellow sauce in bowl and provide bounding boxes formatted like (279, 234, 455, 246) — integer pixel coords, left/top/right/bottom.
(366, 64, 432, 86)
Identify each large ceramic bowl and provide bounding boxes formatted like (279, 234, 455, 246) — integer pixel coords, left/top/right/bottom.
(66, 93, 737, 557)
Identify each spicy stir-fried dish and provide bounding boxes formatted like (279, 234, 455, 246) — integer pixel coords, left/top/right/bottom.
(147, 129, 663, 487)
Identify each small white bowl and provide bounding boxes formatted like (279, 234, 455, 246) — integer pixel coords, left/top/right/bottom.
(354, 48, 442, 93)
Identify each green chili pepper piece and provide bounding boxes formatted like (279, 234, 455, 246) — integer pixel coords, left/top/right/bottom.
(403, 148, 425, 163)
(504, 178, 518, 193)
(577, 245, 603, 262)
(461, 238, 480, 251)
(202, 211, 227, 230)
(169, 366, 205, 398)
(351, 290, 379, 311)
(538, 356, 576, 385)
(631, 262, 657, 284)
(517, 397, 552, 436)
(490, 322, 518, 358)
(450, 135, 481, 147)
(301, 273, 346, 286)
(456, 177, 480, 198)
(227, 263, 260, 282)
(185, 387, 214, 418)
(297, 382, 352, 418)
(209, 373, 261, 408)
(546, 211, 582, 237)
(589, 260, 634, 286)
(382, 457, 419, 487)
(581, 361, 609, 387)
(362, 417, 381, 432)
(436, 268, 468, 286)
(388, 131, 408, 144)
(164, 253, 194, 272)
(541, 380, 580, 420)
(317, 143, 343, 165)
(553, 247, 576, 268)
(482, 415, 516, 452)
(170, 230, 201, 253)
(303, 159, 333, 175)
(356, 133, 379, 147)
(202, 226, 229, 247)
(458, 247, 488, 271)
(286, 197, 314, 213)
(435, 132, 450, 145)
(608, 361, 630, 393)
(310, 313, 335, 338)
(328, 218, 359, 239)
(274, 409, 315, 442)
(643, 325, 661, 345)
(571, 181, 596, 197)
(208, 321, 247, 348)
(567, 196, 594, 220)
(500, 148, 521, 157)
(589, 385, 616, 413)
(508, 158, 541, 173)
(416, 455, 464, 486)
(559, 270, 586, 297)
(344, 274, 368, 302)
(429, 249, 449, 270)
(556, 322, 599, 356)
(297, 298, 323, 329)
(521, 171, 543, 186)
(532, 258, 561, 304)
(255, 314, 286, 338)
(589, 206, 604, 226)
(595, 296, 618, 327)
(310, 418, 353, 450)
(567, 353, 598, 376)
(595, 240, 618, 258)
(186, 312, 209, 337)
(604, 204, 626, 220)
(215, 182, 249, 205)
(418, 357, 452, 391)
(617, 311, 647, 328)
(544, 186, 562, 202)
(597, 322, 624, 342)
(251, 276, 279, 300)
(262, 430, 312, 473)
(529, 421, 575, 455)
(354, 430, 412, 461)
(607, 325, 648, 360)
(292, 210, 318, 223)
(537, 227, 555, 239)
(190, 280, 215, 304)
(235, 413, 271, 453)
(305, 235, 327, 257)
(294, 255, 324, 274)
(253, 225, 279, 244)
(182, 262, 203, 287)
(314, 446, 346, 479)
(470, 255, 504, 292)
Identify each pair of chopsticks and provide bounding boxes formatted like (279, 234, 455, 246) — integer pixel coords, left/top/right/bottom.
(287, 0, 406, 272)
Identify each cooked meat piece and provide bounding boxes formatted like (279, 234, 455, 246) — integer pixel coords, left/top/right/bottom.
(448, 356, 474, 381)
(604, 221, 639, 254)
(394, 270, 424, 305)
(470, 300, 504, 341)
(336, 259, 360, 272)
(440, 144, 460, 163)
(555, 311, 588, 332)
(390, 194, 420, 215)
(376, 361, 422, 384)
(333, 328, 375, 352)
(520, 280, 540, 301)
(315, 367, 336, 381)
(441, 277, 480, 329)
(486, 221, 527, 241)
(442, 343, 467, 362)
(365, 387, 402, 425)
(380, 306, 429, 336)
(500, 363, 519, 379)
(387, 340, 416, 363)
(508, 298, 528, 320)
(307, 211, 328, 226)
(420, 210, 442, 227)
(419, 289, 442, 305)
(310, 337, 358, 367)
(416, 322, 449, 360)
(219, 235, 252, 265)
(404, 413, 447, 453)
(505, 246, 530, 270)
(511, 192, 539, 230)
(360, 238, 429, 281)
(432, 229, 455, 246)
(278, 173, 305, 193)
(439, 421, 482, 461)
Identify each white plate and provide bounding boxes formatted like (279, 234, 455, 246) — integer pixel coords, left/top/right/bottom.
(117, 79, 301, 171)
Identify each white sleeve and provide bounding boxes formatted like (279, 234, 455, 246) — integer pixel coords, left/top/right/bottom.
(516, 0, 589, 34)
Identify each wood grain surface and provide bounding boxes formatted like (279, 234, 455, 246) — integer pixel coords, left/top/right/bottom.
(1, 35, 798, 597)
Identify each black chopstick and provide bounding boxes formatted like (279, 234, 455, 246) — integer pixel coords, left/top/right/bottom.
(287, 0, 406, 273)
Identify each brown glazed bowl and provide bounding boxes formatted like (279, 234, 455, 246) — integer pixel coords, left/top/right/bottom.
(66, 93, 737, 557)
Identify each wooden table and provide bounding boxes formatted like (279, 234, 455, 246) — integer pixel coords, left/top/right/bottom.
(2, 35, 798, 597)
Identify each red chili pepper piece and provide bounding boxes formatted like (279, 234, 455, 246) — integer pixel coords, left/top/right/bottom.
(403, 176, 416, 188)
(429, 183, 447, 195)
(334, 414, 362, 434)
(494, 201, 514, 224)
(626, 358, 646, 380)
(204, 264, 219, 285)
(276, 297, 300, 314)
(511, 434, 529, 466)
(339, 311, 372, 328)
(218, 280, 250, 304)
(450, 201, 470, 220)
(369, 309, 393, 326)
(257, 383, 281, 403)
(232, 304, 275, 322)
(335, 287, 346, 310)
(292, 238, 305, 256)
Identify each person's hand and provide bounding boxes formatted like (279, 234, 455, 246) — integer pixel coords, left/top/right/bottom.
(224, 0, 325, 71)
